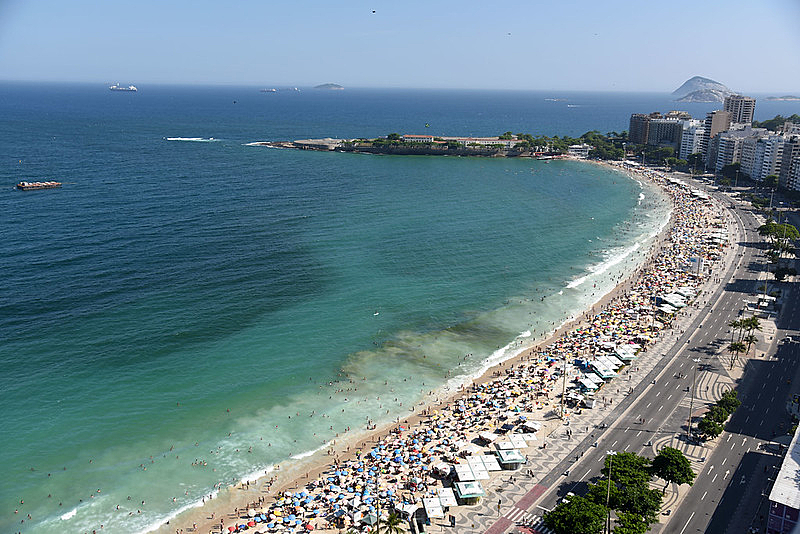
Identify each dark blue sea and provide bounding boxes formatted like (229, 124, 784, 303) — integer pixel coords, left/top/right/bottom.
(1, 83, 797, 533)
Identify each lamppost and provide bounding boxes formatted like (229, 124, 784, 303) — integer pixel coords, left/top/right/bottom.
(604, 451, 616, 534)
(687, 358, 701, 440)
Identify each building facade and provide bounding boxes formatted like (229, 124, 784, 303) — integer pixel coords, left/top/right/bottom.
(629, 113, 652, 145)
(724, 94, 756, 124)
(701, 110, 732, 161)
(679, 120, 706, 159)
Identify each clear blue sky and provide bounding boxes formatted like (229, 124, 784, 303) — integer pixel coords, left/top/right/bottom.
(1, 0, 798, 92)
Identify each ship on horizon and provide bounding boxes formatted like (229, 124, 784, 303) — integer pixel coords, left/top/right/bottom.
(109, 83, 137, 92)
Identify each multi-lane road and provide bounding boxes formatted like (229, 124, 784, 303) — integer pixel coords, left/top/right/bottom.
(509, 177, 800, 534)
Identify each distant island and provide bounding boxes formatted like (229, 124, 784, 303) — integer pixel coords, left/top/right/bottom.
(766, 95, 800, 101)
(314, 83, 344, 90)
(672, 76, 733, 103)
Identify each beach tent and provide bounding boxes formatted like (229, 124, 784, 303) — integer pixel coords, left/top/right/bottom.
(453, 481, 486, 505)
(438, 487, 458, 507)
(423, 497, 445, 518)
(467, 454, 502, 472)
(494, 449, 527, 470)
(454, 464, 476, 482)
(579, 378, 599, 391)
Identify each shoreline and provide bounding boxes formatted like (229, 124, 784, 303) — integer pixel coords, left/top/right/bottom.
(152, 160, 702, 534)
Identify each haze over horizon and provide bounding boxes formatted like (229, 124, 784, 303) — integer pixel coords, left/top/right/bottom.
(1, 0, 799, 93)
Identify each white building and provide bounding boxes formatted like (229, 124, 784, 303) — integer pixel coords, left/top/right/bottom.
(568, 144, 592, 158)
(679, 120, 705, 159)
(714, 127, 766, 173)
(440, 136, 525, 148)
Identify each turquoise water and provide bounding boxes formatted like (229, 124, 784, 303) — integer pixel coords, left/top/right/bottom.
(0, 83, 746, 533)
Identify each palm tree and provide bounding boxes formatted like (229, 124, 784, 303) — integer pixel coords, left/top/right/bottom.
(377, 512, 407, 533)
(743, 334, 758, 354)
(727, 341, 746, 370)
(727, 319, 743, 344)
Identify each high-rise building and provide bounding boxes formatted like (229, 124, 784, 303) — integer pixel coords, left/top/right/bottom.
(701, 110, 732, 164)
(713, 127, 765, 173)
(679, 120, 705, 159)
(724, 94, 756, 124)
(629, 114, 652, 145)
(647, 118, 683, 148)
(780, 135, 800, 189)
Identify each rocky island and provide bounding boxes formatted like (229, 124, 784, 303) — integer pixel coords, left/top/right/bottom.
(314, 83, 344, 90)
(672, 75, 733, 102)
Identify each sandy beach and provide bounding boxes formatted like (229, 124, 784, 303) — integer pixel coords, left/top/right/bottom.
(155, 162, 734, 534)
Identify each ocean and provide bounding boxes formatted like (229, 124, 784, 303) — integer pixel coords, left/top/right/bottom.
(1, 83, 798, 533)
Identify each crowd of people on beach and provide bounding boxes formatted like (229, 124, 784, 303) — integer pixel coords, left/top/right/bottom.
(207, 166, 731, 534)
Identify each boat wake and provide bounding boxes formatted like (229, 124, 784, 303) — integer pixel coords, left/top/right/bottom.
(164, 137, 217, 142)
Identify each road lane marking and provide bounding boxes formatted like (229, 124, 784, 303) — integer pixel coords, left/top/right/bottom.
(679, 511, 695, 534)
(667, 394, 672, 400)
(701, 491, 707, 500)
(624, 444, 630, 451)
(722, 457, 727, 466)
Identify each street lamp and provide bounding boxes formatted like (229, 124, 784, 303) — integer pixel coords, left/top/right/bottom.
(687, 358, 701, 440)
(604, 450, 616, 534)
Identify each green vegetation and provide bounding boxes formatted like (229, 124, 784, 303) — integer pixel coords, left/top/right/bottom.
(696, 390, 741, 440)
(344, 130, 629, 160)
(544, 494, 607, 534)
(650, 447, 696, 493)
(752, 114, 800, 131)
(759, 220, 799, 278)
(544, 451, 683, 534)
(764, 175, 779, 188)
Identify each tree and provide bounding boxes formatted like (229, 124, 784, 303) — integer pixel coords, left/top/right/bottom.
(726, 341, 746, 370)
(601, 452, 652, 489)
(721, 162, 741, 182)
(614, 512, 649, 534)
(544, 495, 606, 534)
(706, 405, 730, 424)
(764, 175, 779, 188)
(686, 152, 704, 174)
(717, 389, 741, 414)
(697, 416, 724, 439)
(650, 447, 695, 493)
(499, 131, 514, 140)
(386, 133, 402, 141)
(613, 483, 662, 523)
(774, 267, 798, 281)
(377, 512, 406, 533)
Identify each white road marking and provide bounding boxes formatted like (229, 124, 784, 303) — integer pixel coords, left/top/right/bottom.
(679, 512, 695, 534)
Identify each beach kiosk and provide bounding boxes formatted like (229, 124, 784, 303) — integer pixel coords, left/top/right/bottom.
(494, 449, 527, 470)
(453, 481, 486, 505)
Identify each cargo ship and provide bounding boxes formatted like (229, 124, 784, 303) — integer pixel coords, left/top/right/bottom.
(16, 181, 62, 191)
(109, 83, 137, 92)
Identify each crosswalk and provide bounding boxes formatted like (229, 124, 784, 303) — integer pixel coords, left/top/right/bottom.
(504, 508, 554, 533)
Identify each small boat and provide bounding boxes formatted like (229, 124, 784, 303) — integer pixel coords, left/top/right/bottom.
(109, 83, 137, 92)
(260, 88, 278, 93)
(16, 181, 62, 191)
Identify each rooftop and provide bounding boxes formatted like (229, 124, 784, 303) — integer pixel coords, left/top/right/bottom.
(769, 425, 800, 509)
